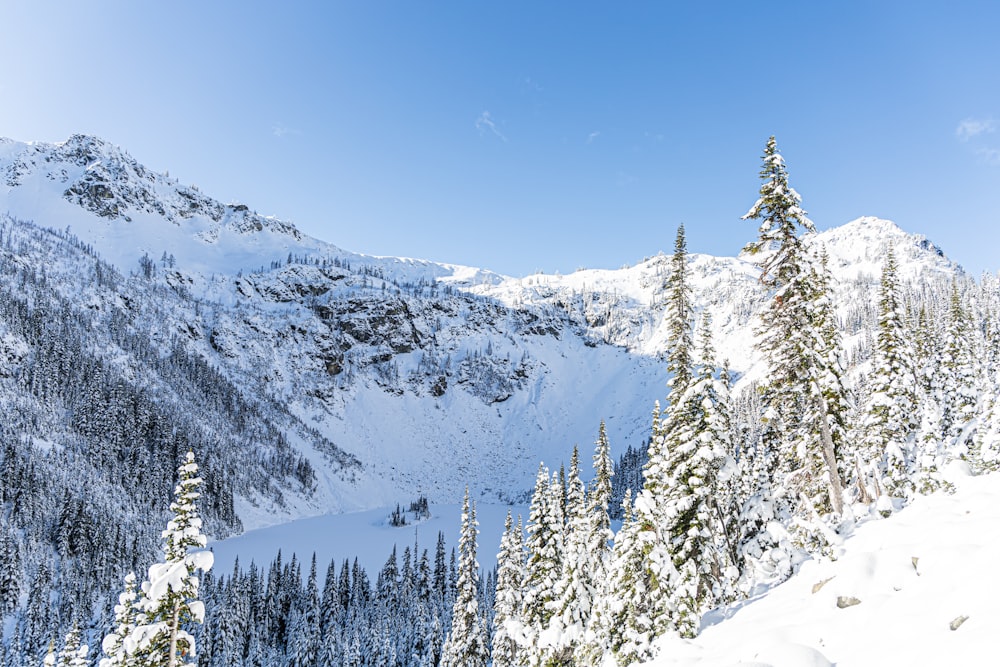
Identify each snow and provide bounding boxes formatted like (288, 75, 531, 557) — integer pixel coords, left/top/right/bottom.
(636, 468, 1000, 666)
(210, 501, 527, 579)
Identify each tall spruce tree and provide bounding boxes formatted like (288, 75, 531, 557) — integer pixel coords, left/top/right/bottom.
(440, 488, 488, 667)
(742, 137, 847, 534)
(939, 281, 978, 443)
(45, 625, 88, 667)
(546, 447, 590, 665)
(99, 573, 139, 667)
(576, 422, 616, 666)
(601, 487, 662, 666)
(665, 224, 695, 393)
(518, 465, 563, 665)
(860, 248, 919, 501)
(491, 512, 524, 667)
(102, 452, 214, 667)
(600, 402, 678, 666)
(660, 316, 736, 635)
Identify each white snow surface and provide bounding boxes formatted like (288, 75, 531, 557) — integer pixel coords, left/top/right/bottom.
(635, 464, 998, 667)
(210, 501, 526, 580)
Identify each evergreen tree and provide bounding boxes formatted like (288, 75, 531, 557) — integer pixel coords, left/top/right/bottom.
(660, 317, 736, 635)
(518, 465, 562, 665)
(105, 452, 214, 667)
(575, 421, 616, 666)
(742, 137, 846, 533)
(860, 249, 919, 501)
(440, 488, 488, 667)
(491, 512, 524, 667)
(0, 525, 21, 615)
(665, 224, 695, 394)
(546, 446, 590, 665)
(99, 573, 139, 667)
(45, 625, 89, 667)
(601, 489, 662, 666)
(939, 281, 978, 443)
(600, 403, 678, 665)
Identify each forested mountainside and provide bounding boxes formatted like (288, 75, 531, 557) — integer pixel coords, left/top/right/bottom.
(2, 134, 999, 665)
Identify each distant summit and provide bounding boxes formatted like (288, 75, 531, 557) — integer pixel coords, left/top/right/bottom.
(2, 133, 301, 237)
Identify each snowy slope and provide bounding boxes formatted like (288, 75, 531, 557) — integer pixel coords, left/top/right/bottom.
(473, 216, 963, 387)
(638, 464, 997, 667)
(0, 134, 970, 533)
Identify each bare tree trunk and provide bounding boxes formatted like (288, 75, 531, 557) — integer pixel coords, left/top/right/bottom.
(168, 601, 180, 667)
(815, 392, 845, 516)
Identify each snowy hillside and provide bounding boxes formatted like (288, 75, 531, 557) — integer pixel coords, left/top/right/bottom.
(0, 135, 971, 530)
(641, 464, 997, 667)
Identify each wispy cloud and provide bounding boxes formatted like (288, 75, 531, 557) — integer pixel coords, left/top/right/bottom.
(587, 131, 601, 144)
(956, 118, 995, 142)
(522, 77, 543, 93)
(475, 111, 508, 142)
(977, 147, 1000, 165)
(272, 122, 301, 139)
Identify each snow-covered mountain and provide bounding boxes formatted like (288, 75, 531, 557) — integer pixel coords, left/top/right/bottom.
(0, 135, 968, 532)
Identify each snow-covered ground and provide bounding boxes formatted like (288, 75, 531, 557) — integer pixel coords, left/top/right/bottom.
(209, 501, 528, 580)
(640, 463, 997, 667)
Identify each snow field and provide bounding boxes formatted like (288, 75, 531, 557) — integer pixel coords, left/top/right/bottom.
(642, 464, 998, 666)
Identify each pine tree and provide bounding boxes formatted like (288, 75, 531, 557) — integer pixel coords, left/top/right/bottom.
(665, 224, 695, 394)
(518, 465, 563, 665)
(491, 512, 524, 667)
(860, 249, 919, 501)
(440, 488, 488, 667)
(45, 625, 89, 667)
(659, 316, 735, 635)
(546, 447, 590, 665)
(742, 137, 847, 534)
(105, 452, 214, 667)
(99, 573, 139, 667)
(575, 422, 616, 666)
(599, 402, 678, 665)
(601, 489, 663, 666)
(742, 137, 815, 288)
(0, 524, 21, 616)
(939, 281, 978, 444)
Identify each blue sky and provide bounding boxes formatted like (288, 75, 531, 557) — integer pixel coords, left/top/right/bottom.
(2, 1, 999, 276)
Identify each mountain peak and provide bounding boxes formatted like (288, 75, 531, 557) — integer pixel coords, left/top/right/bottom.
(814, 216, 958, 281)
(2, 133, 303, 253)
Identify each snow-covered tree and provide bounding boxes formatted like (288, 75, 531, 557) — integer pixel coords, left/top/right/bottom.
(491, 511, 524, 667)
(601, 486, 666, 666)
(518, 464, 565, 665)
(440, 488, 488, 667)
(575, 421, 616, 666)
(597, 402, 678, 665)
(939, 281, 979, 444)
(659, 316, 736, 634)
(99, 573, 139, 667)
(45, 625, 88, 667)
(546, 446, 590, 665)
(742, 137, 847, 534)
(665, 224, 695, 395)
(859, 249, 919, 501)
(103, 451, 214, 667)
(597, 226, 704, 655)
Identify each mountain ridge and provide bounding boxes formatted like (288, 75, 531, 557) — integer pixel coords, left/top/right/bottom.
(0, 134, 975, 531)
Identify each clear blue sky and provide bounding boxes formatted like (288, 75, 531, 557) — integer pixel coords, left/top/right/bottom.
(2, 1, 999, 276)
